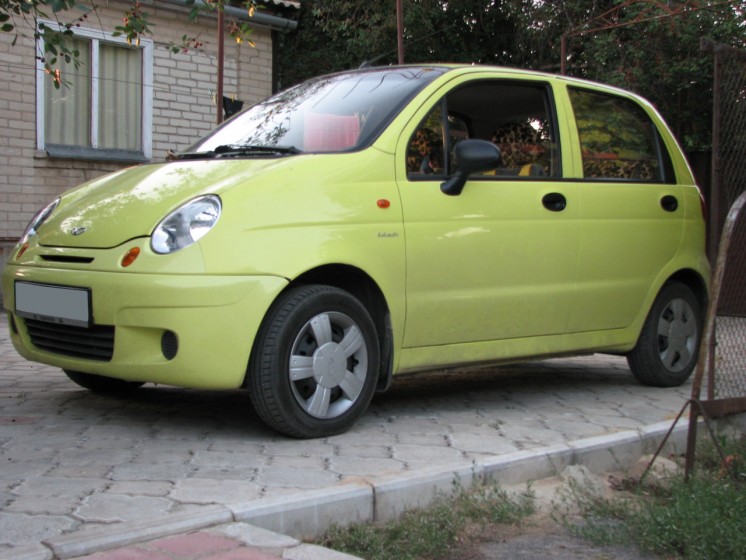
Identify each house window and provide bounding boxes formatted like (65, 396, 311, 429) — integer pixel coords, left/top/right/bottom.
(36, 22, 153, 162)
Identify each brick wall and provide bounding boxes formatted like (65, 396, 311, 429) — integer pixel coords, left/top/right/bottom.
(0, 2, 276, 303)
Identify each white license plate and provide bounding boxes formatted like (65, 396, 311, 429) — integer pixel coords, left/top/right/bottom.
(15, 282, 91, 328)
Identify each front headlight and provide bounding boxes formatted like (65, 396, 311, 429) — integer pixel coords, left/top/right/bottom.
(151, 195, 222, 254)
(19, 197, 60, 245)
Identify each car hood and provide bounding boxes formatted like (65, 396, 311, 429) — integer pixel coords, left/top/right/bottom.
(37, 158, 290, 249)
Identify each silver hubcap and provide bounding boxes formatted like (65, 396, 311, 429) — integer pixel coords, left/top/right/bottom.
(657, 297, 698, 373)
(288, 311, 368, 419)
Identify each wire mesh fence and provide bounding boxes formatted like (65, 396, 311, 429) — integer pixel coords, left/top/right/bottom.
(694, 191, 746, 403)
(692, 39, 746, 406)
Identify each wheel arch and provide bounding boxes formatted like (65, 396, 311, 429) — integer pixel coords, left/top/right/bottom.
(665, 268, 709, 312)
(247, 264, 395, 392)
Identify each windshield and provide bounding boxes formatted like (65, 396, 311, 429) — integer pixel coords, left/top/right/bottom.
(184, 67, 447, 156)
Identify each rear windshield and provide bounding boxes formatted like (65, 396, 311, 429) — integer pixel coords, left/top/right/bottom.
(185, 67, 447, 155)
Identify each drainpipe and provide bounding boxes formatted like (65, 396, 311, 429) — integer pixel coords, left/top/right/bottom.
(153, 0, 298, 31)
(217, 8, 225, 124)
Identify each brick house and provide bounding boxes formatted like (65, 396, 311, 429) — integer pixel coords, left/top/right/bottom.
(0, 0, 299, 302)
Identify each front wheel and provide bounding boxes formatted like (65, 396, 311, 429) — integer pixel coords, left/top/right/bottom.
(627, 282, 703, 387)
(63, 370, 145, 394)
(247, 285, 380, 438)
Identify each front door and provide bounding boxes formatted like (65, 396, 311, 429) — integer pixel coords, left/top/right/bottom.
(397, 79, 580, 349)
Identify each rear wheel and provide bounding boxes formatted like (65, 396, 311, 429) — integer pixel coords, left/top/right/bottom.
(627, 282, 703, 387)
(63, 370, 144, 394)
(247, 285, 380, 438)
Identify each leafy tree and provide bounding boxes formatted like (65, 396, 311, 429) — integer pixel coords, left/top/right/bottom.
(553, 1, 745, 150)
(277, 0, 745, 151)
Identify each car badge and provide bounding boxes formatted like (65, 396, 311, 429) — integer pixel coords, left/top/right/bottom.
(70, 227, 88, 236)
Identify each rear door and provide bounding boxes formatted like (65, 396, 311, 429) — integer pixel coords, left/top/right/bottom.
(562, 86, 684, 332)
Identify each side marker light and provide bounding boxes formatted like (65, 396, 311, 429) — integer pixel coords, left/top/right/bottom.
(121, 247, 141, 268)
(16, 243, 29, 259)
(377, 199, 391, 209)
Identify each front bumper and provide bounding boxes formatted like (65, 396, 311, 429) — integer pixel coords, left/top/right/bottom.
(3, 265, 288, 389)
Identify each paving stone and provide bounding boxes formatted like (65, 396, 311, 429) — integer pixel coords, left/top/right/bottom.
(327, 455, 404, 477)
(329, 444, 392, 460)
(108, 463, 194, 481)
(0, 512, 78, 548)
(170, 479, 263, 505)
(390, 443, 465, 465)
(75, 494, 174, 524)
(0, 317, 716, 557)
(253, 468, 339, 489)
(106, 481, 172, 497)
(191, 450, 269, 470)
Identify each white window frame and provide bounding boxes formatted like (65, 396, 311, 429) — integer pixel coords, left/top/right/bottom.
(36, 20, 154, 162)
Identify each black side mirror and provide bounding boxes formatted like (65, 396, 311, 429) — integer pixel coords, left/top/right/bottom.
(441, 139, 502, 196)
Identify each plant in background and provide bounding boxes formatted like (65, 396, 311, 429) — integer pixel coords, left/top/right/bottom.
(554, 434, 746, 559)
(318, 480, 535, 560)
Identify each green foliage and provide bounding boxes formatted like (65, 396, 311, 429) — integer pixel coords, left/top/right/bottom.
(555, 434, 746, 560)
(112, 1, 153, 46)
(317, 480, 535, 560)
(567, 2, 745, 150)
(277, 1, 746, 150)
(1, 0, 256, 85)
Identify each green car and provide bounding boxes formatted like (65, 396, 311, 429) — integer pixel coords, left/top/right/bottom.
(2, 65, 709, 438)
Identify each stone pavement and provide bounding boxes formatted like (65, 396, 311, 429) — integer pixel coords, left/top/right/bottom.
(0, 316, 696, 560)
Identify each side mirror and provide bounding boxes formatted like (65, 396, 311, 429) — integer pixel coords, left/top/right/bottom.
(441, 139, 502, 196)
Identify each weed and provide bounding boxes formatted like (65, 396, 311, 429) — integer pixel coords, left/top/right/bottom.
(316, 480, 535, 560)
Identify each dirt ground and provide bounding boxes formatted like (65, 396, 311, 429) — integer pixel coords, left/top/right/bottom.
(474, 516, 655, 560)
(468, 458, 674, 560)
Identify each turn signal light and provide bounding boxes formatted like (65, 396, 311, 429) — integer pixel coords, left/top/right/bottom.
(121, 247, 141, 268)
(16, 242, 29, 259)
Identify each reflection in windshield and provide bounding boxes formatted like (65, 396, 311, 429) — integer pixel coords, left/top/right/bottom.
(185, 67, 447, 155)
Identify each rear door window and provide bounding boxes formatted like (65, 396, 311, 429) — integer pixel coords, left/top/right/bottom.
(568, 88, 675, 183)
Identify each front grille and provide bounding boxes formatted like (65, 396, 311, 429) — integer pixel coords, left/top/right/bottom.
(24, 319, 115, 361)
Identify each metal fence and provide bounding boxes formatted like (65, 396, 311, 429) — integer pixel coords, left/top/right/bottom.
(692, 191, 746, 405)
(678, 40, 746, 478)
(701, 39, 746, 259)
(694, 39, 746, 404)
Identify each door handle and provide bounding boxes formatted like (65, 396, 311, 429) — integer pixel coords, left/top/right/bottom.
(661, 195, 679, 212)
(542, 192, 567, 212)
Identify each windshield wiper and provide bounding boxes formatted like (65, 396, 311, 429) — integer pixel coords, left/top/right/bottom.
(177, 145, 302, 160)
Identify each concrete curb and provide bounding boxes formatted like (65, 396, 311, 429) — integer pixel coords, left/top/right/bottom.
(2, 421, 689, 560)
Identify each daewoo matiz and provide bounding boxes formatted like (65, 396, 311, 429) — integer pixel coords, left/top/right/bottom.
(2, 66, 709, 438)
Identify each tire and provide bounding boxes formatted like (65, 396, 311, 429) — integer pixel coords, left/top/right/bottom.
(247, 285, 380, 438)
(63, 370, 144, 394)
(627, 282, 703, 387)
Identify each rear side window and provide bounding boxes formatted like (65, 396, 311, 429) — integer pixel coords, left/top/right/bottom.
(569, 88, 674, 183)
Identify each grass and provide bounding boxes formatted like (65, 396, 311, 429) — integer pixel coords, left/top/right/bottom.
(315, 479, 535, 560)
(316, 433, 746, 560)
(554, 433, 746, 560)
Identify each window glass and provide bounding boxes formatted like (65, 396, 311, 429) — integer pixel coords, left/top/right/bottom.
(569, 88, 666, 182)
(44, 38, 90, 146)
(188, 67, 447, 155)
(99, 43, 143, 151)
(407, 81, 558, 180)
(407, 104, 446, 178)
(38, 23, 152, 160)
